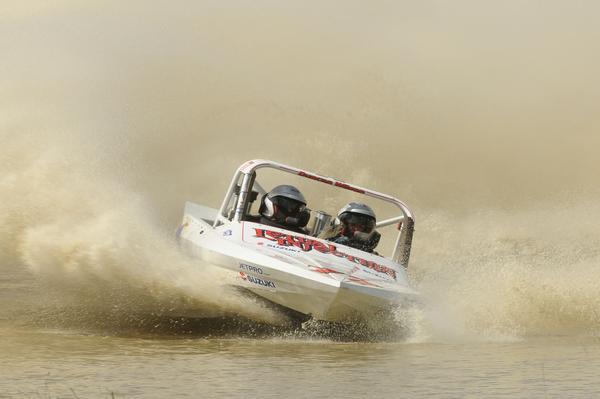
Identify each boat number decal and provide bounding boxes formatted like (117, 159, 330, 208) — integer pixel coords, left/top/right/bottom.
(239, 272, 276, 288)
(239, 263, 264, 275)
(253, 228, 397, 280)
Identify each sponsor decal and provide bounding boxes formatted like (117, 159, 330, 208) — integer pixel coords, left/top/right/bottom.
(333, 181, 365, 194)
(223, 229, 233, 237)
(239, 272, 276, 288)
(265, 243, 299, 252)
(239, 263, 264, 275)
(253, 228, 397, 280)
(298, 171, 334, 185)
(297, 171, 365, 194)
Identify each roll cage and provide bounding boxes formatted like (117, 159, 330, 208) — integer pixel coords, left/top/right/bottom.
(214, 159, 415, 268)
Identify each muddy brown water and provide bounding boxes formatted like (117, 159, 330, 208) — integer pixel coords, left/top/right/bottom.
(3, 1, 600, 397)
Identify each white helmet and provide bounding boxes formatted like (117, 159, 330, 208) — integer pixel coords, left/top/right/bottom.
(337, 202, 376, 220)
(337, 202, 376, 236)
(259, 185, 309, 227)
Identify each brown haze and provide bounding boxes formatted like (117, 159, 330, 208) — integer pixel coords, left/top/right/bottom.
(2, 0, 600, 339)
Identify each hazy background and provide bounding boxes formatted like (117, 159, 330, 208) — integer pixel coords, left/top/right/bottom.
(2, 0, 600, 340)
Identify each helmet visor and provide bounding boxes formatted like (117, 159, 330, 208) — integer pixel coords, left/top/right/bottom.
(340, 213, 375, 233)
(273, 196, 305, 216)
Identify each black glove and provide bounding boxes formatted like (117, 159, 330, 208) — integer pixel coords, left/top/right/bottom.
(354, 230, 380, 252)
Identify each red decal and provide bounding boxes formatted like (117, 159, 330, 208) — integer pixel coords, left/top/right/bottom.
(311, 240, 329, 254)
(334, 181, 365, 194)
(252, 228, 397, 280)
(254, 228, 266, 238)
(298, 171, 334, 185)
(297, 171, 365, 194)
(285, 235, 313, 252)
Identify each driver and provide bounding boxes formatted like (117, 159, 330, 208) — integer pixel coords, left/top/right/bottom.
(320, 202, 380, 253)
(258, 185, 310, 234)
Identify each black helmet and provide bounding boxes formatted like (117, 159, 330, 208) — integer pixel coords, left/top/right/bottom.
(259, 185, 309, 228)
(337, 202, 376, 237)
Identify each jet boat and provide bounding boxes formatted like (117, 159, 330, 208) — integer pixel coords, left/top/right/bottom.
(177, 159, 418, 322)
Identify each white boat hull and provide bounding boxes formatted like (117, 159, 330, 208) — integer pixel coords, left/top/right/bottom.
(178, 202, 418, 322)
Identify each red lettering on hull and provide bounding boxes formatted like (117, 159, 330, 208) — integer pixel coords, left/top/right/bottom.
(253, 228, 397, 280)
